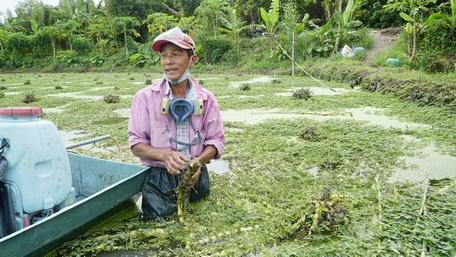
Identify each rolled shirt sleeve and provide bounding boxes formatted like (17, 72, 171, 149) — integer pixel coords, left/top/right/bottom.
(202, 92, 225, 159)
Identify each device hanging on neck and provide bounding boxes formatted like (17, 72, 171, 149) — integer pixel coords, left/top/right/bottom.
(161, 97, 203, 120)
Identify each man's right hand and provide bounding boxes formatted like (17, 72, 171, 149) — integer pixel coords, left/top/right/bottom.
(162, 150, 189, 175)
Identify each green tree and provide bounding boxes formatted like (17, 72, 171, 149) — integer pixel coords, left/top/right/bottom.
(147, 12, 177, 36)
(111, 16, 140, 56)
(88, 17, 110, 54)
(260, 0, 280, 51)
(384, 0, 436, 61)
(0, 30, 11, 55)
(195, 0, 230, 37)
(36, 26, 59, 58)
(332, 0, 363, 52)
(219, 7, 249, 62)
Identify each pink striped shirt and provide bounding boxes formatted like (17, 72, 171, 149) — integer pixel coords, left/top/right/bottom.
(128, 78, 225, 167)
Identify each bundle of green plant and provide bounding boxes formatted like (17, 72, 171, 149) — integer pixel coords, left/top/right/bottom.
(199, 80, 204, 85)
(0, 86, 7, 90)
(114, 86, 119, 90)
(129, 77, 135, 80)
(1, 78, 5, 82)
(285, 186, 347, 240)
(55, 86, 63, 90)
(24, 80, 31, 85)
(23, 93, 38, 103)
(103, 95, 120, 104)
(272, 79, 282, 84)
(145, 79, 152, 85)
(240, 84, 251, 91)
(96, 81, 103, 85)
(176, 161, 201, 224)
(299, 126, 319, 141)
(292, 88, 312, 100)
(0, 92, 5, 98)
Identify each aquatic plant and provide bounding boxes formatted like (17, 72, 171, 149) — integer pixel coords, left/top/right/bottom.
(22, 93, 38, 103)
(292, 88, 312, 100)
(240, 83, 251, 91)
(176, 161, 201, 224)
(103, 95, 120, 104)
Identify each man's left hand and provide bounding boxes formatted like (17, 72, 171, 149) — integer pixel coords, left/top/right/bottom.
(185, 160, 202, 188)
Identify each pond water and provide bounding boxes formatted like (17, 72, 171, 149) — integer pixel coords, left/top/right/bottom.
(59, 130, 117, 154)
(207, 159, 230, 175)
(229, 76, 273, 88)
(390, 136, 456, 183)
(221, 107, 429, 131)
(47, 92, 133, 101)
(274, 86, 352, 97)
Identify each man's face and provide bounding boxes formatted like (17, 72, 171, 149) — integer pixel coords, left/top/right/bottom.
(160, 43, 192, 81)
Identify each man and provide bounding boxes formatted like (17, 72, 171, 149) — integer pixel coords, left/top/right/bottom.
(128, 27, 224, 219)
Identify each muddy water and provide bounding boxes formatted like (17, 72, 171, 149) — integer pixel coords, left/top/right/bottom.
(229, 76, 272, 88)
(274, 87, 352, 97)
(207, 159, 230, 175)
(389, 136, 456, 183)
(47, 92, 133, 100)
(221, 107, 429, 130)
(59, 130, 116, 153)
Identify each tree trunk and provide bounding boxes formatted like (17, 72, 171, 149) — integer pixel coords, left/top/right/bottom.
(124, 31, 128, 57)
(0, 41, 3, 54)
(411, 22, 417, 61)
(52, 40, 56, 58)
(69, 33, 73, 51)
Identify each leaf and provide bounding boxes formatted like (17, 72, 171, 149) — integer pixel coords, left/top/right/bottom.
(269, 0, 280, 25)
(295, 23, 305, 34)
(302, 13, 309, 24)
(31, 19, 38, 33)
(346, 20, 363, 28)
(260, 7, 272, 29)
(400, 12, 414, 22)
(452, 0, 456, 17)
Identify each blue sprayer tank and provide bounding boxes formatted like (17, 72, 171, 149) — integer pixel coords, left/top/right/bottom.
(0, 107, 72, 213)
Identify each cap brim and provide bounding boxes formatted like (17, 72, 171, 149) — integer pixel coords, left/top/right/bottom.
(151, 40, 193, 52)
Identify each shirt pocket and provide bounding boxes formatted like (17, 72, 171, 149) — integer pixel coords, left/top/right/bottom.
(150, 125, 171, 148)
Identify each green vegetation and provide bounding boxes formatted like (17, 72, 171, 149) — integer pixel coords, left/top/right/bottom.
(1, 72, 455, 256)
(0, 0, 453, 73)
(1, 0, 455, 256)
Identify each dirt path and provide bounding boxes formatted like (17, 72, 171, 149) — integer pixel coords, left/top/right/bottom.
(365, 28, 401, 64)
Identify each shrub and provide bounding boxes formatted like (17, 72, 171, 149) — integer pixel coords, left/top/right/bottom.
(412, 50, 455, 73)
(198, 36, 232, 64)
(71, 36, 92, 54)
(89, 53, 105, 67)
(55, 50, 79, 66)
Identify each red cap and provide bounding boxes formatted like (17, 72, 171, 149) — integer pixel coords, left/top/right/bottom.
(0, 107, 43, 117)
(151, 27, 195, 52)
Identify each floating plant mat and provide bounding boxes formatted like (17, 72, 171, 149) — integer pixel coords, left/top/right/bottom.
(51, 119, 456, 257)
(1, 72, 454, 256)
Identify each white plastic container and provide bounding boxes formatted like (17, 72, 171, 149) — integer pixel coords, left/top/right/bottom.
(0, 107, 72, 213)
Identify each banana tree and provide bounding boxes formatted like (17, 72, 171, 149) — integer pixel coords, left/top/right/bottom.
(260, 0, 280, 52)
(112, 17, 140, 57)
(37, 26, 59, 58)
(332, 0, 362, 53)
(0, 29, 10, 55)
(219, 8, 249, 62)
(384, 0, 435, 61)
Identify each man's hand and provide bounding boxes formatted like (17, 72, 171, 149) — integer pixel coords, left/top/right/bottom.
(184, 160, 202, 188)
(162, 150, 189, 175)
